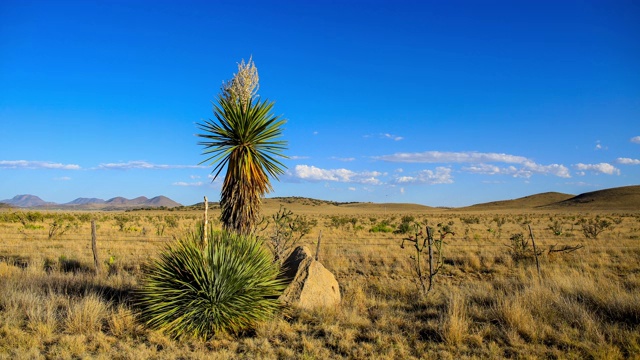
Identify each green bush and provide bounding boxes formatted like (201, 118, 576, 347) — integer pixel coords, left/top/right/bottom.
(370, 222, 394, 233)
(137, 227, 286, 338)
(394, 221, 413, 234)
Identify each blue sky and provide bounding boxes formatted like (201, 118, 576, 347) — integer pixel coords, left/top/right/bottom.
(1, 0, 639, 207)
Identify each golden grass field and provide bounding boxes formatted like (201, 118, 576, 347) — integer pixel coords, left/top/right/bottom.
(0, 192, 639, 359)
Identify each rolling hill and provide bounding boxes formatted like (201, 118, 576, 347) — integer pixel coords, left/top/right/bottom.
(543, 185, 640, 211)
(65, 198, 106, 205)
(458, 192, 575, 211)
(0, 195, 55, 207)
(1, 185, 637, 212)
(262, 197, 434, 215)
(457, 185, 639, 212)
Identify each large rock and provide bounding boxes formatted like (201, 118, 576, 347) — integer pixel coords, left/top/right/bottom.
(279, 246, 341, 309)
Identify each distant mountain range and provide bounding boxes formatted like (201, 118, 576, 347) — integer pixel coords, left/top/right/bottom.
(0, 195, 182, 210)
(0, 185, 638, 211)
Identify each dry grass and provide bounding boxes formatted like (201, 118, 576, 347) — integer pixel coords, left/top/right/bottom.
(0, 206, 639, 358)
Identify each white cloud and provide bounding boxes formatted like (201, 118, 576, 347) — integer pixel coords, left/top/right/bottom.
(377, 151, 570, 178)
(172, 181, 204, 187)
(53, 177, 72, 181)
(631, 136, 640, 144)
(348, 187, 356, 191)
(594, 140, 607, 150)
(617, 157, 640, 165)
(377, 151, 529, 164)
(98, 161, 205, 170)
(0, 160, 81, 170)
(290, 155, 310, 160)
(463, 164, 563, 179)
(573, 163, 620, 175)
(565, 181, 593, 187)
(294, 165, 384, 185)
(463, 164, 511, 176)
(521, 162, 571, 178)
(331, 156, 356, 162)
(381, 133, 404, 141)
(396, 167, 453, 184)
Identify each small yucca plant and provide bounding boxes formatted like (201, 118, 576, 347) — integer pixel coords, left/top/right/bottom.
(137, 227, 286, 338)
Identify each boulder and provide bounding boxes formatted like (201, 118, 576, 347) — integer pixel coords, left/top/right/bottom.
(279, 246, 341, 309)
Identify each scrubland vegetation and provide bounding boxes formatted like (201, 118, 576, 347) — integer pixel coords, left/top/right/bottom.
(0, 205, 639, 359)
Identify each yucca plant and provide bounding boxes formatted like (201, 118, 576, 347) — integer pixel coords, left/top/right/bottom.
(197, 59, 287, 235)
(137, 227, 286, 338)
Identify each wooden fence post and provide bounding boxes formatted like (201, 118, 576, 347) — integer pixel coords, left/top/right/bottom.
(315, 230, 322, 261)
(91, 220, 100, 275)
(426, 226, 434, 292)
(528, 225, 541, 280)
(203, 196, 208, 244)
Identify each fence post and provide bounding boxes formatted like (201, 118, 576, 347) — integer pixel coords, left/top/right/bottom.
(91, 220, 100, 275)
(426, 226, 435, 292)
(528, 225, 541, 280)
(315, 230, 322, 261)
(203, 196, 208, 245)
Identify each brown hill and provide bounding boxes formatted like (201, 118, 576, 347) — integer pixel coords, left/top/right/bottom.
(0, 194, 56, 207)
(262, 197, 434, 215)
(543, 185, 640, 211)
(458, 192, 574, 211)
(178, 186, 639, 215)
(106, 196, 150, 205)
(146, 196, 182, 207)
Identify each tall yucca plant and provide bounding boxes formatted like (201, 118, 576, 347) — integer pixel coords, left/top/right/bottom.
(197, 59, 287, 235)
(137, 228, 286, 338)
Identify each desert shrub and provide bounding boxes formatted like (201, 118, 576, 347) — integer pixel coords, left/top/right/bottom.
(114, 215, 129, 232)
(579, 216, 612, 239)
(48, 219, 72, 239)
(394, 216, 416, 234)
(548, 219, 564, 236)
(0, 211, 20, 223)
(507, 233, 541, 263)
(137, 228, 286, 338)
(24, 211, 44, 223)
(401, 215, 415, 224)
(460, 216, 480, 224)
(508, 233, 529, 261)
(105, 255, 118, 275)
(76, 213, 92, 222)
(400, 223, 454, 296)
(329, 215, 357, 230)
(164, 215, 179, 228)
(395, 221, 413, 234)
(261, 205, 316, 263)
(370, 220, 393, 233)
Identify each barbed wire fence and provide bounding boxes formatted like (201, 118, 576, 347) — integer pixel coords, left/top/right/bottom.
(1, 221, 638, 280)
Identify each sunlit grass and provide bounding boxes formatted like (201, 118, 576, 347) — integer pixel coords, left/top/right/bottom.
(0, 208, 639, 358)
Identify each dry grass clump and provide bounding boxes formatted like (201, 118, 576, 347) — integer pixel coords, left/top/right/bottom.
(439, 289, 469, 346)
(0, 209, 639, 358)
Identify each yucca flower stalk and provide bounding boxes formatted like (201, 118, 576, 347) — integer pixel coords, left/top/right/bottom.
(137, 228, 286, 338)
